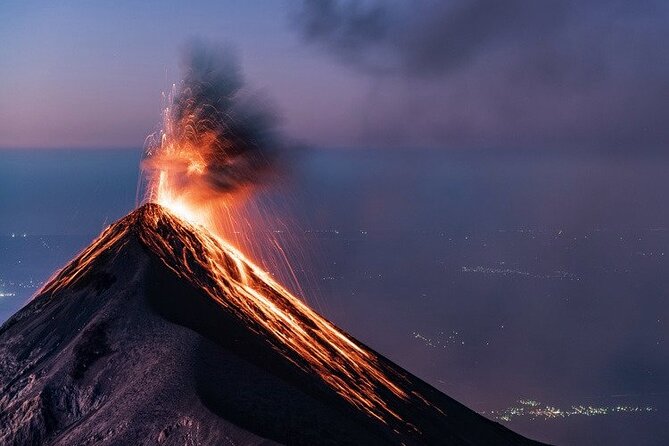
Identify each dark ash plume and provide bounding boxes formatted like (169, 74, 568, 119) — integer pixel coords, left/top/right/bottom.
(293, 0, 669, 150)
(143, 41, 278, 202)
(294, 0, 570, 77)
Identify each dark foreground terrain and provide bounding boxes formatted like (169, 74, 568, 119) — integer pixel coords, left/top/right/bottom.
(0, 204, 544, 445)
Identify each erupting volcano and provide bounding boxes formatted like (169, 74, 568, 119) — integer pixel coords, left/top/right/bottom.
(0, 44, 545, 445)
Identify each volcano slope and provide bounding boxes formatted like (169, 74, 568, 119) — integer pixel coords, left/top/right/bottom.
(0, 204, 546, 446)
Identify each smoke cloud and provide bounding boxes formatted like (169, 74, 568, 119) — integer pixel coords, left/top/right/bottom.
(142, 42, 278, 203)
(294, 0, 669, 151)
(295, 0, 570, 78)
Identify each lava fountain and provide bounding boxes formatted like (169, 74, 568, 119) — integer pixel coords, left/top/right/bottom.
(141, 43, 277, 238)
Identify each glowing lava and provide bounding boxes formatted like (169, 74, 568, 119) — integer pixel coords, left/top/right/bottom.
(42, 204, 441, 431)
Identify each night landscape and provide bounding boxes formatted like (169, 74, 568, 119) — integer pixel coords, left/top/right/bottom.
(1, 2, 668, 445)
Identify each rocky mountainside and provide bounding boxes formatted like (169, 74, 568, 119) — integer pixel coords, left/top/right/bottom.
(0, 204, 546, 445)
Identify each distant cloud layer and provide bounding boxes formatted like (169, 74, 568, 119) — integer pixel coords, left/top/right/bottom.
(295, 0, 669, 151)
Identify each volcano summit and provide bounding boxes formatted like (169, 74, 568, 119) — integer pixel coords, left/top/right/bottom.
(0, 204, 544, 445)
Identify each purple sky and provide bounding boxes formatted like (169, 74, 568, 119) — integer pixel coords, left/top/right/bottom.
(1, 0, 668, 151)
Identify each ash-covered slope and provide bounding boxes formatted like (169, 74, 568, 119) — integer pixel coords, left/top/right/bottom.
(0, 204, 546, 446)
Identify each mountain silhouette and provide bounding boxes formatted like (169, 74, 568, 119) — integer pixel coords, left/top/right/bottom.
(0, 204, 546, 445)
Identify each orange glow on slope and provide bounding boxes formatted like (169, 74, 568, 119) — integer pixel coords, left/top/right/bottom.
(42, 204, 444, 431)
(139, 207, 411, 425)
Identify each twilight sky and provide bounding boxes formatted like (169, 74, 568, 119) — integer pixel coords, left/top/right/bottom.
(1, 0, 668, 151)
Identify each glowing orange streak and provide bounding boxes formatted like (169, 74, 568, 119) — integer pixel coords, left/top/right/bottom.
(44, 204, 436, 428)
(138, 207, 417, 425)
(41, 225, 129, 295)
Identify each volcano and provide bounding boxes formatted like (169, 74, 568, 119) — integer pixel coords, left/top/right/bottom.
(0, 204, 545, 446)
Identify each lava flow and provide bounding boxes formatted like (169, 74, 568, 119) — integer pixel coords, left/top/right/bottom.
(42, 203, 432, 430)
(139, 204, 415, 426)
